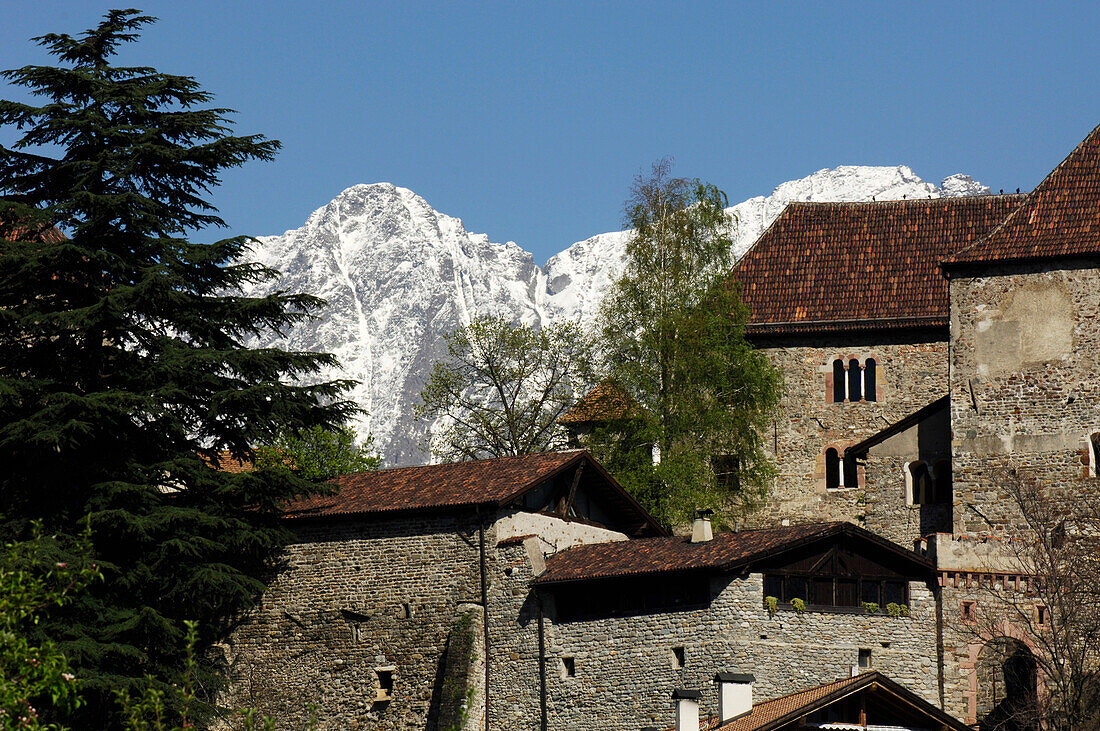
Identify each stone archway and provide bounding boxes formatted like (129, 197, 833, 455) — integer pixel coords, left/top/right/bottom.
(976, 637, 1038, 731)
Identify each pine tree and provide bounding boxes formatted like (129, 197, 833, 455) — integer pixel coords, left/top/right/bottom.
(0, 11, 356, 725)
(592, 159, 783, 526)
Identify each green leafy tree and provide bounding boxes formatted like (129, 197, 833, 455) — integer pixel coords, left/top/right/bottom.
(255, 426, 382, 480)
(591, 159, 783, 526)
(0, 11, 355, 726)
(1, 525, 101, 731)
(417, 316, 596, 461)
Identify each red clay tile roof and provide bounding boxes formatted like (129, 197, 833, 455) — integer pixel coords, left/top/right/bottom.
(946, 123, 1100, 266)
(204, 450, 256, 474)
(534, 521, 931, 584)
(559, 380, 639, 425)
(689, 671, 969, 731)
(732, 195, 1023, 334)
(282, 450, 665, 536)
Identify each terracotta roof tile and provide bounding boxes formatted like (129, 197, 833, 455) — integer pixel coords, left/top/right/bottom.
(946, 122, 1100, 265)
(1, 224, 66, 243)
(682, 672, 969, 731)
(281, 451, 665, 536)
(733, 196, 1023, 333)
(558, 380, 639, 425)
(535, 521, 930, 584)
(284, 451, 586, 518)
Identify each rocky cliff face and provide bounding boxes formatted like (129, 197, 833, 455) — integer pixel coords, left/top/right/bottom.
(242, 167, 990, 464)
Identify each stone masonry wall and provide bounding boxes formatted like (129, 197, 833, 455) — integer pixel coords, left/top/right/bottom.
(949, 259, 1100, 537)
(750, 333, 949, 529)
(489, 567, 938, 731)
(220, 511, 484, 730)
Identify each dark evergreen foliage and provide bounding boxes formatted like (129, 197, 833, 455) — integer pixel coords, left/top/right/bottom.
(0, 10, 356, 725)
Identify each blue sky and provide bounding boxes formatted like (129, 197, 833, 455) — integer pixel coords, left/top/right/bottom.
(3, 2, 1100, 263)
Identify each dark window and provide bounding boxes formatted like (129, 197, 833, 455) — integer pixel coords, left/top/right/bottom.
(763, 575, 784, 600)
(561, 657, 575, 677)
(825, 448, 841, 490)
(374, 668, 395, 702)
(864, 359, 877, 401)
(883, 581, 906, 606)
(962, 601, 975, 620)
(861, 580, 881, 606)
(832, 359, 846, 402)
(553, 575, 710, 622)
(671, 647, 685, 669)
(842, 453, 859, 488)
(848, 359, 862, 402)
(712, 455, 740, 492)
(1091, 432, 1100, 476)
(858, 648, 872, 669)
(909, 461, 933, 504)
(786, 576, 807, 603)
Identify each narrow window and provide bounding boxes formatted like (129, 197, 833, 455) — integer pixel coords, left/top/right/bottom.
(842, 452, 859, 488)
(848, 359, 862, 402)
(670, 647, 685, 669)
(1036, 605, 1049, 626)
(858, 648, 873, 669)
(763, 575, 783, 601)
(825, 448, 841, 490)
(962, 601, 976, 621)
(832, 359, 846, 403)
(374, 667, 395, 702)
(864, 359, 877, 401)
(561, 657, 575, 678)
(1089, 432, 1100, 477)
(906, 461, 932, 505)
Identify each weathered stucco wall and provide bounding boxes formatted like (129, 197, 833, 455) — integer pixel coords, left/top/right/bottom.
(949, 260, 1100, 536)
(749, 333, 949, 529)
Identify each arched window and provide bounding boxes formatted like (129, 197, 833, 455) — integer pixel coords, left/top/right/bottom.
(905, 461, 933, 505)
(1088, 432, 1100, 477)
(864, 359, 877, 402)
(832, 359, 846, 403)
(847, 359, 862, 402)
(842, 452, 859, 489)
(825, 448, 841, 490)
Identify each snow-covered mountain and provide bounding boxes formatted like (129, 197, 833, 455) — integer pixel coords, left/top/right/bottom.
(243, 166, 990, 465)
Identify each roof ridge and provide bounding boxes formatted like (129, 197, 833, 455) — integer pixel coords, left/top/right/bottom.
(333, 448, 586, 480)
(944, 121, 1100, 265)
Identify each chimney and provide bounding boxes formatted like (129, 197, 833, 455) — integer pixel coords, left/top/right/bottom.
(690, 509, 714, 543)
(671, 689, 701, 731)
(714, 673, 754, 723)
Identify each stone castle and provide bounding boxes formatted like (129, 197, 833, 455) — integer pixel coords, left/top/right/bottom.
(218, 123, 1100, 729)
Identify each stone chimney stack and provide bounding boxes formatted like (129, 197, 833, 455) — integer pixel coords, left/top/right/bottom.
(671, 689, 701, 731)
(690, 509, 714, 543)
(715, 673, 754, 723)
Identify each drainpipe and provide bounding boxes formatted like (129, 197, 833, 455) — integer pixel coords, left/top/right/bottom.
(537, 591, 547, 731)
(478, 511, 490, 730)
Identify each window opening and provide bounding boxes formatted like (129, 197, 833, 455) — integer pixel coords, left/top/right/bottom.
(712, 455, 740, 492)
(561, 657, 576, 678)
(906, 461, 934, 505)
(832, 359, 846, 403)
(962, 601, 976, 621)
(864, 359, 877, 401)
(847, 359, 862, 402)
(374, 667, 395, 702)
(825, 448, 841, 490)
(671, 647, 685, 669)
(1090, 432, 1100, 477)
(858, 648, 872, 669)
(842, 452, 859, 489)
(1036, 605, 1049, 626)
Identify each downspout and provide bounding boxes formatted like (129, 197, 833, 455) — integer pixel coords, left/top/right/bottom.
(537, 591, 548, 731)
(478, 511, 491, 730)
(934, 578, 945, 710)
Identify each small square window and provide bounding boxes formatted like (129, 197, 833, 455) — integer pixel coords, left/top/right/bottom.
(858, 648, 872, 669)
(1036, 605, 1049, 626)
(961, 601, 976, 621)
(670, 647, 685, 669)
(561, 657, 575, 678)
(374, 666, 395, 702)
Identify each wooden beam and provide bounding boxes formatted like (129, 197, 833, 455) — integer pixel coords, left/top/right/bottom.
(560, 462, 585, 517)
